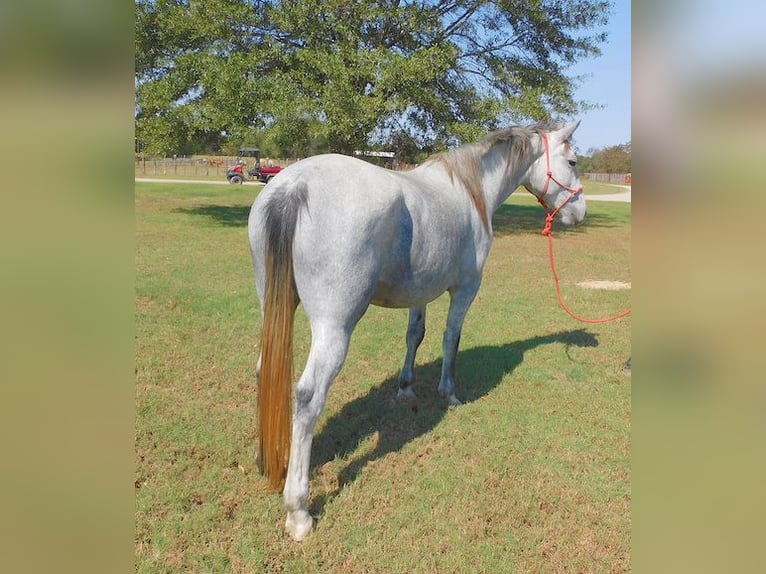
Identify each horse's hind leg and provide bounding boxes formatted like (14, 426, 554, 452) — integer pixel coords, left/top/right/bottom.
(397, 306, 426, 399)
(283, 321, 352, 541)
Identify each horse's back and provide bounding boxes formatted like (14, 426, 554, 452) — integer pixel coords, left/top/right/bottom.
(250, 153, 483, 314)
(270, 154, 407, 239)
(250, 153, 404, 241)
(250, 155, 412, 317)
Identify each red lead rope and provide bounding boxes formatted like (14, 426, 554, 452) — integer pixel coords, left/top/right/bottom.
(544, 231, 632, 323)
(534, 133, 631, 323)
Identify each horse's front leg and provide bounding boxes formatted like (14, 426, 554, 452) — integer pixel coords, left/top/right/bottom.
(438, 283, 480, 406)
(397, 306, 426, 399)
(283, 322, 351, 541)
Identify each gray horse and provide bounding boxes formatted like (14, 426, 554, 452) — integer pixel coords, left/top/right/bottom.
(248, 122, 586, 540)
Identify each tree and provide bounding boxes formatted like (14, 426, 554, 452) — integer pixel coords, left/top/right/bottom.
(135, 0, 273, 156)
(386, 130, 432, 164)
(135, 0, 612, 156)
(578, 141, 631, 173)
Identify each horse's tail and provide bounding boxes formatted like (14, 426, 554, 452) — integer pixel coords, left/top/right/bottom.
(257, 184, 307, 491)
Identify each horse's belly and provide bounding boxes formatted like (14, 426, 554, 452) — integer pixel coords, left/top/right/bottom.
(370, 280, 446, 308)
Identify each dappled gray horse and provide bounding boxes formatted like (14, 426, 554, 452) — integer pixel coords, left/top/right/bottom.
(248, 122, 586, 540)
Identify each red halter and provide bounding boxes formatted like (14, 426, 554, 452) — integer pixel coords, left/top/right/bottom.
(532, 132, 584, 236)
(530, 132, 631, 323)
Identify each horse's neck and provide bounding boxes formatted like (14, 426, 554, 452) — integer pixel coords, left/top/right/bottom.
(481, 143, 540, 216)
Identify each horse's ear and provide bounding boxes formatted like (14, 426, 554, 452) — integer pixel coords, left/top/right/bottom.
(552, 121, 581, 143)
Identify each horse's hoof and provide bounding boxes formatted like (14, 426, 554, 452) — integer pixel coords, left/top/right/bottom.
(438, 384, 461, 406)
(396, 386, 417, 401)
(446, 394, 462, 407)
(285, 510, 313, 541)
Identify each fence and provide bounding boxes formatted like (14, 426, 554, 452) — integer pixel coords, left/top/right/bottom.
(134, 156, 296, 178)
(583, 172, 631, 184)
(135, 155, 417, 178)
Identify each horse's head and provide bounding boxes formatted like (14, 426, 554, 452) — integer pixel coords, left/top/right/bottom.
(524, 122, 587, 226)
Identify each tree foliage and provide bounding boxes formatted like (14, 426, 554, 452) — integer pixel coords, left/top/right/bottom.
(135, 0, 612, 157)
(577, 141, 631, 173)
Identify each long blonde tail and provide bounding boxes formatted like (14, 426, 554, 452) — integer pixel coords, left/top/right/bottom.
(257, 186, 305, 491)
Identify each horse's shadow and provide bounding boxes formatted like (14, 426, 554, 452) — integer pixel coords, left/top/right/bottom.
(308, 328, 598, 517)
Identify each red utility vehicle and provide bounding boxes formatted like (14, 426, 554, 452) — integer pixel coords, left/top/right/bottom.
(226, 147, 283, 184)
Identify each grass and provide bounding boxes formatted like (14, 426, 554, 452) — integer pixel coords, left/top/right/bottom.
(579, 178, 630, 194)
(135, 181, 631, 573)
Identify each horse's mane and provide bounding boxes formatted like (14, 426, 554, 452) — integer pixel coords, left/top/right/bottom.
(427, 123, 562, 229)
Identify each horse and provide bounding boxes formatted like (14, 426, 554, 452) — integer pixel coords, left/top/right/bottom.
(247, 122, 586, 540)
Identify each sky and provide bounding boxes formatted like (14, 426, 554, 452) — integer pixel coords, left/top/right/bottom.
(663, 0, 766, 77)
(568, 0, 631, 154)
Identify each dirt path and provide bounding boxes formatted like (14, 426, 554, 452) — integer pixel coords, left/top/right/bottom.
(585, 183, 631, 203)
(135, 177, 244, 186)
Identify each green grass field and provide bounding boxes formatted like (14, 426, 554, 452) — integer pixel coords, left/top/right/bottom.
(579, 178, 630, 194)
(135, 181, 631, 573)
